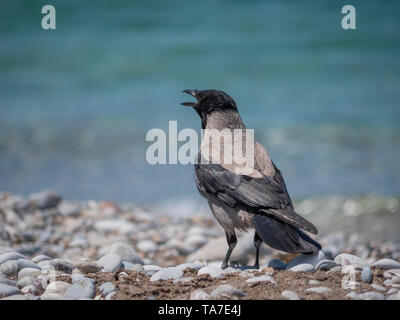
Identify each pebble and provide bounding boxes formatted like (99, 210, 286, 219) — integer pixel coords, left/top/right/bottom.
(150, 267, 183, 282)
(267, 259, 287, 270)
(197, 266, 223, 278)
(99, 282, 116, 296)
(137, 240, 158, 253)
(173, 277, 193, 284)
(122, 262, 144, 271)
(346, 291, 358, 299)
(355, 291, 384, 300)
(17, 268, 41, 280)
(288, 264, 315, 273)
(327, 266, 342, 273)
(383, 269, 400, 279)
(361, 266, 373, 283)
(372, 259, 400, 269)
(210, 284, 245, 298)
(370, 284, 386, 292)
(76, 261, 102, 274)
(63, 278, 95, 300)
(386, 293, 400, 300)
(246, 275, 276, 284)
(1, 294, 26, 300)
(306, 287, 331, 294)
(105, 292, 116, 300)
(103, 242, 144, 265)
(31, 255, 52, 264)
(316, 259, 339, 271)
(334, 253, 369, 269)
(0, 284, 21, 297)
(29, 190, 61, 209)
(286, 251, 326, 269)
(98, 253, 122, 272)
(281, 290, 300, 300)
(387, 288, 398, 295)
(0, 274, 17, 286)
(44, 281, 71, 295)
(190, 289, 210, 300)
(16, 277, 34, 288)
(176, 261, 205, 271)
(40, 293, 63, 300)
(0, 260, 19, 276)
(49, 259, 75, 274)
(17, 259, 41, 270)
(0, 252, 26, 265)
(309, 280, 320, 285)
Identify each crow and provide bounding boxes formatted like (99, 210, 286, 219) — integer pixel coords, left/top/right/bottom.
(181, 89, 321, 269)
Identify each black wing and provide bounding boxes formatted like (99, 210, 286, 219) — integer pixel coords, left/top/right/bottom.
(194, 159, 318, 234)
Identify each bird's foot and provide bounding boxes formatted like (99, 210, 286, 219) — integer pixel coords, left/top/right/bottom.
(229, 261, 240, 269)
(221, 262, 228, 270)
(253, 263, 259, 269)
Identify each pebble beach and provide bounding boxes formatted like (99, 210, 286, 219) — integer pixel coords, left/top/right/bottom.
(0, 190, 400, 300)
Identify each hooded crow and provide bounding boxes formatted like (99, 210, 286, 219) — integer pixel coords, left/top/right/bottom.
(181, 89, 321, 269)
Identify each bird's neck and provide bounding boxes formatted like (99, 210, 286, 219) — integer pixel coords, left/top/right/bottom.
(202, 110, 245, 130)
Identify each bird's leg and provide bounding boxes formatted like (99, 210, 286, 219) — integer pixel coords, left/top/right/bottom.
(221, 232, 237, 269)
(254, 232, 262, 269)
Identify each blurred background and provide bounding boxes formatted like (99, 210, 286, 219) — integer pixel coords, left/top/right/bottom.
(0, 1, 399, 239)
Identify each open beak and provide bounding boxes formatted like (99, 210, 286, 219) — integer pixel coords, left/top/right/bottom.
(181, 89, 199, 107)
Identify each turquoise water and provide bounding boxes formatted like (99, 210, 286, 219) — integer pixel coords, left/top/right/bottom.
(0, 1, 399, 212)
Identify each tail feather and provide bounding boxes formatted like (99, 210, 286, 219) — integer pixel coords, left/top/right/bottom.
(253, 214, 321, 254)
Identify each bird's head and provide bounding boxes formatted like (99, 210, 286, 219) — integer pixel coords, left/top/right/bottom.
(181, 89, 238, 119)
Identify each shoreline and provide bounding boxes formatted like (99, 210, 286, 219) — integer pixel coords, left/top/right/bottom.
(0, 190, 399, 300)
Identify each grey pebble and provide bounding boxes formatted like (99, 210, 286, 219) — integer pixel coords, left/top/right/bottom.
(371, 284, 386, 292)
(31, 255, 52, 264)
(16, 276, 34, 288)
(17, 259, 41, 270)
(0, 283, 21, 297)
(98, 253, 122, 273)
(122, 262, 144, 272)
(246, 275, 276, 284)
(210, 284, 245, 298)
(105, 292, 116, 300)
(386, 293, 400, 300)
(372, 259, 400, 270)
(356, 291, 384, 300)
(0, 252, 26, 265)
(76, 261, 102, 274)
(99, 282, 116, 296)
(0, 274, 17, 286)
(150, 267, 183, 282)
(306, 287, 331, 294)
(316, 259, 339, 271)
(0, 260, 19, 276)
(29, 190, 61, 210)
(103, 242, 144, 265)
(288, 263, 315, 273)
(49, 259, 75, 274)
(361, 266, 373, 283)
(281, 290, 300, 300)
(267, 259, 287, 270)
(63, 278, 95, 300)
(18, 268, 41, 280)
(334, 253, 369, 269)
(173, 277, 193, 284)
(1, 294, 26, 300)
